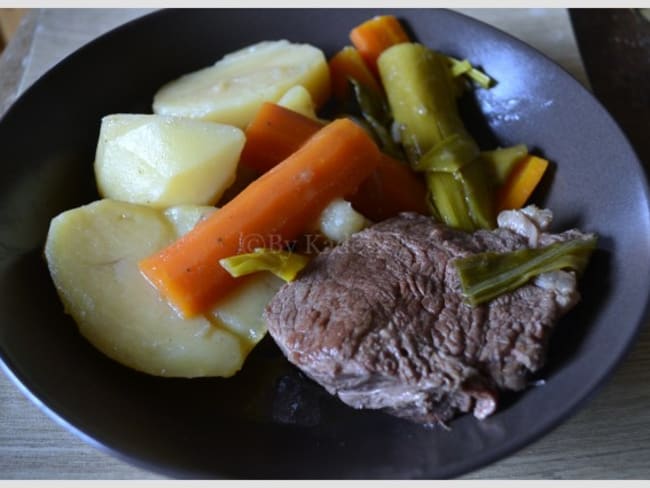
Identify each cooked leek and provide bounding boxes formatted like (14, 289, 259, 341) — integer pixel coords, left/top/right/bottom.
(450, 58, 473, 78)
(481, 145, 528, 185)
(459, 158, 496, 229)
(378, 43, 469, 164)
(427, 172, 475, 232)
(446, 56, 494, 89)
(377, 43, 505, 230)
(455, 236, 597, 306)
(418, 137, 495, 230)
(349, 78, 404, 159)
(379, 43, 497, 230)
(220, 248, 309, 282)
(414, 133, 480, 173)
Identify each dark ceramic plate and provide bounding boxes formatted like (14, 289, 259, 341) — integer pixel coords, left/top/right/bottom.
(0, 8, 648, 479)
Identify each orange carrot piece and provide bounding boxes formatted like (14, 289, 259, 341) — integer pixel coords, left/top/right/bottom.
(350, 15, 410, 76)
(497, 155, 549, 212)
(241, 103, 428, 217)
(239, 102, 323, 174)
(348, 154, 429, 221)
(139, 118, 381, 317)
(329, 46, 382, 100)
(239, 102, 428, 220)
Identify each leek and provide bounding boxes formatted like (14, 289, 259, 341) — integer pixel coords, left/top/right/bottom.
(481, 145, 528, 185)
(446, 56, 494, 89)
(378, 43, 468, 163)
(414, 133, 480, 173)
(427, 172, 475, 232)
(220, 248, 309, 282)
(458, 158, 496, 229)
(455, 236, 597, 306)
(349, 78, 404, 160)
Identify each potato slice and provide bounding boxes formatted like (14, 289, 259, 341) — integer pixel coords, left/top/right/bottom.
(95, 114, 244, 208)
(153, 40, 330, 128)
(209, 273, 283, 344)
(163, 204, 216, 236)
(277, 85, 318, 120)
(45, 199, 281, 378)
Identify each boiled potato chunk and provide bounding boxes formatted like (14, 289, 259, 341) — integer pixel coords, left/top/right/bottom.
(163, 204, 216, 236)
(277, 85, 318, 120)
(153, 40, 330, 128)
(210, 273, 283, 344)
(45, 199, 282, 378)
(317, 198, 370, 243)
(95, 114, 244, 208)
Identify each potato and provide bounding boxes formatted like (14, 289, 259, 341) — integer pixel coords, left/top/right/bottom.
(45, 199, 282, 378)
(153, 40, 330, 128)
(209, 273, 283, 344)
(163, 204, 215, 236)
(95, 114, 244, 208)
(277, 85, 318, 120)
(317, 198, 370, 243)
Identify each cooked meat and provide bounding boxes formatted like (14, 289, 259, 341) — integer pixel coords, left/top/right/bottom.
(264, 209, 592, 424)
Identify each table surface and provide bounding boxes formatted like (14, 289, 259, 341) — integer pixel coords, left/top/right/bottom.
(0, 8, 648, 480)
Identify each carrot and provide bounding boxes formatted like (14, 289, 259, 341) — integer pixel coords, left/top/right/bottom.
(497, 155, 549, 212)
(329, 46, 382, 100)
(348, 154, 429, 221)
(139, 118, 381, 317)
(239, 102, 428, 219)
(350, 15, 410, 76)
(238, 102, 323, 174)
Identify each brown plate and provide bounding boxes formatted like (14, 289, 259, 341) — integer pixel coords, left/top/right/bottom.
(0, 8, 648, 478)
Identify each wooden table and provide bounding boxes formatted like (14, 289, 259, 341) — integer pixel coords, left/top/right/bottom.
(0, 8, 648, 480)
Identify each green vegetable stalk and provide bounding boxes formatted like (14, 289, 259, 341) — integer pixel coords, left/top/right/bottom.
(378, 43, 496, 230)
(446, 56, 494, 89)
(427, 172, 475, 231)
(455, 236, 597, 306)
(348, 78, 404, 160)
(414, 133, 480, 173)
(458, 158, 496, 229)
(481, 145, 528, 185)
(378, 43, 469, 163)
(219, 248, 310, 282)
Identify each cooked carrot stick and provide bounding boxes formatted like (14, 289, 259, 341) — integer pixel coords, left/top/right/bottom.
(139, 118, 381, 317)
(239, 102, 428, 219)
(497, 155, 549, 212)
(239, 102, 323, 174)
(329, 46, 382, 100)
(348, 154, 429, 221)
(350, 15, 410, 76)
